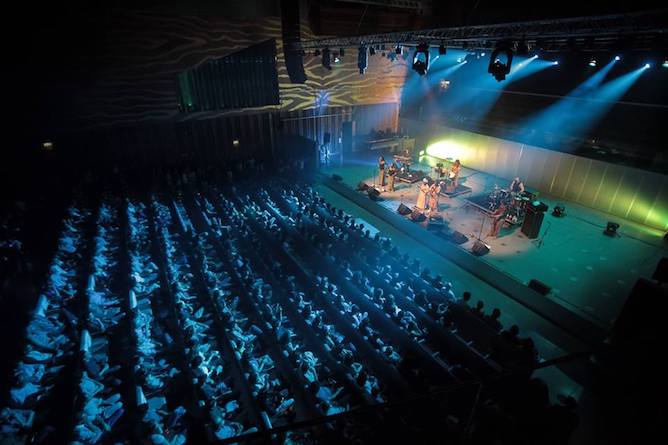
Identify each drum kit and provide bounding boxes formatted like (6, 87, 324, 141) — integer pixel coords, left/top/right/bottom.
(486, 185, 531, 224)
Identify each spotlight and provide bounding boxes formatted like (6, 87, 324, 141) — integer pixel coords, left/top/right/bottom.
(395, 45, 403, 55)
(604, 222, 620, 237)
(614, 55, 620, 61)
(412, 42, 430, 76)
(588, 58, 597, 67)
(322, 47, 331, 70)
(553, 60, 559, 65)
(552, 204, 566, 217)
(369, 46, 376, 56)
(357, 46, 368, 74)
(439, 79, 451, 91)
(456, 57, 463, 63)
(662, 60, 668, 68)
(644, 62, 651, 69)
(439, 43, 447, 55)
(488, 42, 514, 81)
(481, 52, 486, 57)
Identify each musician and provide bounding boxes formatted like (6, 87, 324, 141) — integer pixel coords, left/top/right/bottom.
(416, 178, 430, 210)
(428, 181, 443, 213)
(378, 156, 386, 187)
(509, 177, 525, 194)
(387, 163, 397, 192)
(449, 159, 461, 187)
(488, 201, 507, 238)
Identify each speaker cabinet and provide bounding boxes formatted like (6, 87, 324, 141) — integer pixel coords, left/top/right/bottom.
(280, 0, 307, 83)
(471, 240, 490, 256)
(528, 278, 551, 295)
(397, 203, 412, 215)
(367, 187, 381, 201)
(521, 203, 546, 239)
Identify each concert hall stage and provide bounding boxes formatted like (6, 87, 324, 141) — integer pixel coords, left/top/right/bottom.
(320, 155, 667, 333)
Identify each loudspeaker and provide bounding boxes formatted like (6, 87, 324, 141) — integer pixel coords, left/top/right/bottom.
(332, 174, 342, 182)
(397, 203, 412, 215)
(448, 230, 469, 245)
(357, 182, 369, 191)
(528, 278, 551, 295)
(342, 121, 355, 153)
(280, 0, 307, 83)
(323, 132, 331, 144)
(652, 257, 668, 283)
(427, 217, 445, 231)
(471, 240, 490, 256)
(410, 209, 426, 222)
(367, 187, 381, 200)
(521, 204, 545, 239)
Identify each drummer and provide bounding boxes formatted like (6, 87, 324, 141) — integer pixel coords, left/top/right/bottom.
(509, 176, 525, 194)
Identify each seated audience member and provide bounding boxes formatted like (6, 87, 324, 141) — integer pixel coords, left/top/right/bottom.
(484, 308, 503, 332)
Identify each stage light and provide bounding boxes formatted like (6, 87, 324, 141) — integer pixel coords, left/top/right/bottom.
(456, 57, 463, 63)
(614, 55, 621, 61)
(662, 60, 668, 68)
(333, 55, 341, 63)
(357, 46, 368, 74)
(644, 62, 651, 69)
(232, 139, 240, 148)
(41, 141, 54, 151)
(553, 60, 559, 65)
(481, 52, 486, 57)
(604, 221, 620, 237)
(412, 42, 430, 76)
(588, 58, 597, 67)
(439, 79, 451, 91)
(488, 43, 514, 81)
(438, 43, 447, 55)
(321, 47, 331, 70)
(552, 204, 566, 217)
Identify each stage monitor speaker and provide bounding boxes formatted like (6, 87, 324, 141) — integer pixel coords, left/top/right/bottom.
(427, 217, 445, 231)
(332, 174, 342, 182)
(410, 209, 426, 222)
(652, 257, 668, 283)
(471, 240, 490, 256)
(342, 121, 355, 154)
(448, 230, 469, 245)
(521, 205, 545, 239)
(323, 132, 331, 144)
(397, 203, 412, 215)
(367, 187, 381, 201)
(528, 278, 551, 295)
(357, 182, 369, 191)
(280, 0, 307, 83)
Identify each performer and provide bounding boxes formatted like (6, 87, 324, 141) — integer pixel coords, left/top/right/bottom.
(488, 201, 507, 238)
(387, 162, 397, 192)
(509, 176, 525, 194)
(428, 181, 442, 213)
(416, 178, 429, 210)
(378, 156, 386, 187)
(449, 159, 461, 188)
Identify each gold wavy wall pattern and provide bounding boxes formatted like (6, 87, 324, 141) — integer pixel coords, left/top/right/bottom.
(67, 11, 409, 130)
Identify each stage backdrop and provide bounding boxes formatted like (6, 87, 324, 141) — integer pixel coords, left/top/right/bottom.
(401, 118, 668, 231)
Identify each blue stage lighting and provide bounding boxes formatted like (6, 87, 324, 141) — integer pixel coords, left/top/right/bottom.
(481, 52, 486, 57)
(553, 61, 559, 65)
(456, 57, 463, 63)
(644, 63, 651, 69)
(663, 60, 668, 68)
(614, 55, 621, 61)
(588, 58, 597, 67)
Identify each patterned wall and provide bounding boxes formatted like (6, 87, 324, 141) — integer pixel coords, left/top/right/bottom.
(66, 11, 408, 131)
(403, 118, 668, 231)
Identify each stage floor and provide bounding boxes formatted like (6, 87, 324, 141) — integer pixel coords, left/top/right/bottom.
(321, 155, 667, 331)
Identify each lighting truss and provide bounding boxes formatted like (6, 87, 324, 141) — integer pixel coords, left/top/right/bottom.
(294, 10, 668, 52)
